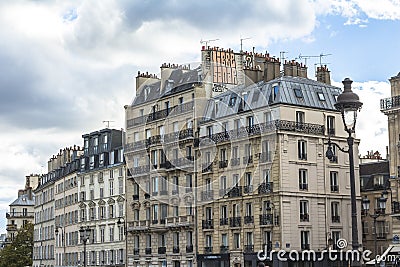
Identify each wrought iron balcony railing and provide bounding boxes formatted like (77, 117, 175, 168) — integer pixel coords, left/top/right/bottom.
(228, 186, 242, 198)
(229, 217, 241, 227)
(202, 219, 214, 229)
(220, 217, 229, 226)
(381, 95, 400, 111)
(244, 215, 254, 224)
(259, 214, 273, 225)
(258, 182, 273, 194)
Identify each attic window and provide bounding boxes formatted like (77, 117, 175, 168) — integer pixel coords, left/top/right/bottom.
(294, 88, 303, 98)
(229, 95, 237, 106)
(317, 92, 326, 101)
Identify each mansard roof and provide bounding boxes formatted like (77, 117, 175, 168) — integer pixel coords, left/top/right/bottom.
(132, 67, 201, 106)
(202, 76, 342, 121)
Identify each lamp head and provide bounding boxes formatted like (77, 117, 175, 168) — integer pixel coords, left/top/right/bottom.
(335, 78, 363, 134)
(362, 196, 370, 212)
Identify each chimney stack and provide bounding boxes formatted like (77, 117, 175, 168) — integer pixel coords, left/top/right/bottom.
(316, 65, 331, 85)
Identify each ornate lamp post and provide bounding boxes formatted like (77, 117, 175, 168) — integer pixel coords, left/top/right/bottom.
(79, 226, 91, 267)
(362, 191, 388, 267)
(325, 78, 362, 266)
(117, 217, 127, 266)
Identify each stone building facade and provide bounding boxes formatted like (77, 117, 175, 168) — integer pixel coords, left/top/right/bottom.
(125, 46, 362, 267)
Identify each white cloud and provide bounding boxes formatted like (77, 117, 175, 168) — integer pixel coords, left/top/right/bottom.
(332, 80, 391, 156)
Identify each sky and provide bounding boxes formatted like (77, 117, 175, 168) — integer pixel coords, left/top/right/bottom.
(0, 0, 399, 232)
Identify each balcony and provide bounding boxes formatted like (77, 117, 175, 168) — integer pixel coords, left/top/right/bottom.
(145, 248, 152, 254)
(202, 163, 213, 173)
(381, 95, 400, 111)
(173, 246, 180, 253)
(228, 186, 242, 198)
(243, 155, 253, 164)
(220, 218, 229, 226)
(179, 128, 194, 140)
(229, 217, 241, 227)
(147, 107, 172, 123)
(259, 214, 273, 225)
(259, 152, 272, 162)
(133, 248, 139, 255)
(127, 220, 150, 232)
(199, 120, 325, 145)
(332, 216, 340, 223)
(146, 135, 162, 147)
(219, 160, 228, 168)
(165, 215, 194, 228)
(300, 214, 309, 222)
(186, 245, 194, 253)
(6, 212, 34, 218)
(244, 215, 254, 224)
(159, 161, 172, 170)
(158, 247, 166, 254)
(231, 158, 240, 166)
(244, 185, 253, 194)
(220, 245, 229, 253)
(201, 190, 214, 201)
(244, 245, 254, 253)
(6, 224, 17, 231)
(171, 157, 193, 168)
(204, 247, 213, 254)
(202, 219, 214, 229)
(258, 182, 273, 194)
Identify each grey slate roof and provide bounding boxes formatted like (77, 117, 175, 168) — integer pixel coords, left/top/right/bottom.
(132, 67, 201, 106)
(10, 194, 34, 206)
(203, 76, 342, 120)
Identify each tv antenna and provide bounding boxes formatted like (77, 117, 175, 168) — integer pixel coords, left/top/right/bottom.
(240, 37, 251, 52)
(103, 120, 115, 128)
(298, 53, 332, 66)
(200, 38, 219, 48)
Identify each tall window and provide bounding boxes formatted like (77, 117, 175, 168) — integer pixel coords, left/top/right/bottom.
(299, 169, 308, 190)
(109, 180, 114, 196)
(327, 116, 335, 135)
(173, 232, 179, 248)
(246, 232, 253, 246)
(207, 126, 213, 137)
(298, 140, 307, 160)
(118, 178, 123, 194)
(331, 202, 340, 223)
(109, 226, 114, 242)
(296, 111, 305, 124)
(146, 234, 152, 248)
(234, 233, 240, 249)
(301, 231, 310, 250)
(152, 177, 159, 195)
(247, 116, 254, 128)
(330, 171, 339, 192)
(221, 205, 228, 220)
(221, 234, 228, 247)
(300, 200, 309, 222)
(205, 235, 212, 248)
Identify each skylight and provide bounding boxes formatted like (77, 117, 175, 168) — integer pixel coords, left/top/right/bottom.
(294, 88, 303, 98)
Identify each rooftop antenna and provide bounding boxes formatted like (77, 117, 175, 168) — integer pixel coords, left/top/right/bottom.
(200, 38, 219, 48)
(103, 120, 114, 128)
(298, 53, 332, 67)
(279, 51, 288, 73)
(240, 37, 251, 52)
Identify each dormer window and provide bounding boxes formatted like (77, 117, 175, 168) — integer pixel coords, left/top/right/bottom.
(229, 95, 237, 106)
(294, 88, 303, 98)
(317, 92, 326, 101)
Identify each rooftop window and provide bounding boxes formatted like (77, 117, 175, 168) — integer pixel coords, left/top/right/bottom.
(317, 92, 326, 101)
(294, 88, 303, 98)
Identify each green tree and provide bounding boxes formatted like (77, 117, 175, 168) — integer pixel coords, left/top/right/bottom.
(0, 222, 33, 267)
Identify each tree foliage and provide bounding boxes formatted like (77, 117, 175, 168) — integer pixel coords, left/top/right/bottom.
(0, 222, 33, 267)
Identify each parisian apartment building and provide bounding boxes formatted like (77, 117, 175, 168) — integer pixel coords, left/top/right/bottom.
(380, 72, 400, 253)
(5, 174, 39, 244)
(124, 46, 362, 267)
(32, 128, 126, 267)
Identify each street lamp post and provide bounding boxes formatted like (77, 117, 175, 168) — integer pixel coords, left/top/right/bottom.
(79, 226, 91, 267)
(325, 78, 362, 266)
(362, 191, 388, 267)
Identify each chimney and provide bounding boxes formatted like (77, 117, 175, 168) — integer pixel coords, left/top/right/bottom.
(27, 188, 33, 200)
(264, 57, 281, 82)
(316, 65, 331, 85)
(298, 63, 308, 78)
(18, 189, 24, 197)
